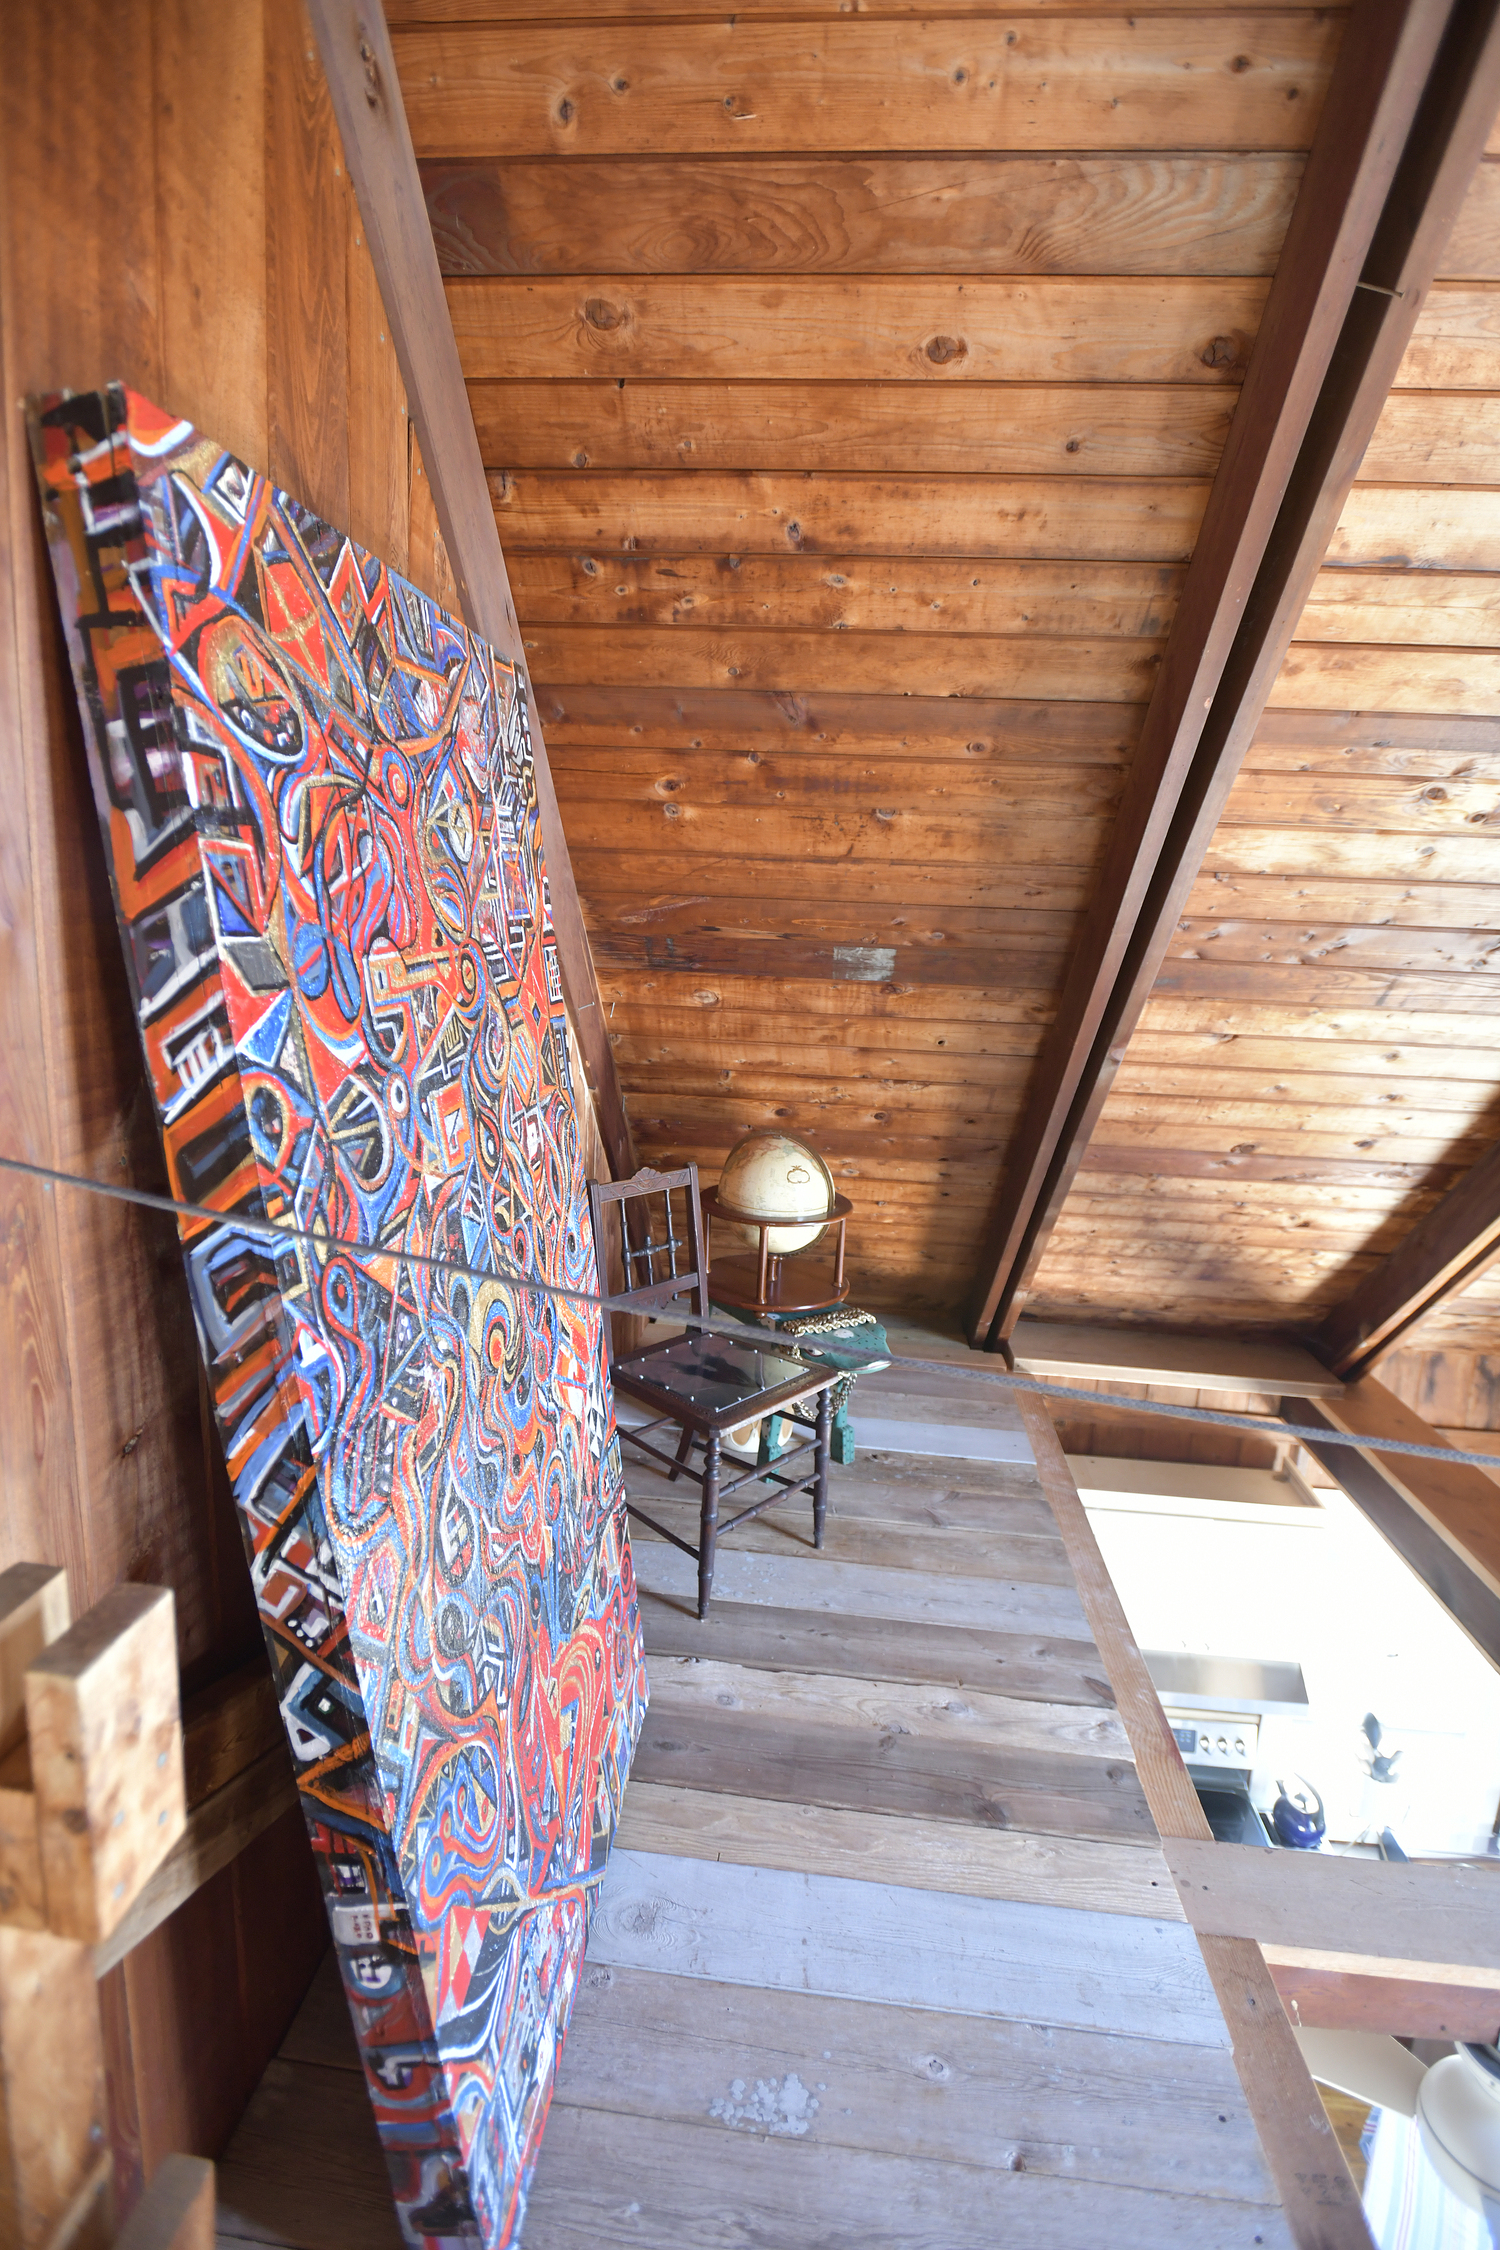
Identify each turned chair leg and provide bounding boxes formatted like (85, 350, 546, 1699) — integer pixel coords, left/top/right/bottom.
(813, 1385, 832, 1550)
(666, 1423, 695, 1484)
(697, 1431, 722, 1620)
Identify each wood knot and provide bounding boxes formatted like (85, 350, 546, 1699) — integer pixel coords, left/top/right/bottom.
(925, 334, 966, 365)
(557, 97, 575, 123)
(1230, 53, 1252, 71)
(585, 297, 626, 332)
(1201, 334, 1240, 369)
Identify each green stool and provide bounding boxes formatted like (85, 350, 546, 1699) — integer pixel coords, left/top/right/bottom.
(710, 1303, 890, 1468)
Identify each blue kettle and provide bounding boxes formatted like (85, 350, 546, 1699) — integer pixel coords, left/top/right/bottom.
(1272, 1777, 1326, 1849)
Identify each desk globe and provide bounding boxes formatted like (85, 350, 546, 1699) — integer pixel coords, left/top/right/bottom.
(717, 1129, 836, 1252)
(704, 1128, 853, 1314)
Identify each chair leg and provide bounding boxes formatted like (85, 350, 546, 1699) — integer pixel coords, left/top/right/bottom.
(666, 1423, 695, 1484)
(698, 1431, 722, 1620)
(813, 1386, 832, 1550)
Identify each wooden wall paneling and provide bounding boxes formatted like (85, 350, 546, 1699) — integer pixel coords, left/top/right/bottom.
(422, 152, 1307, 279)
(392, 17, 1344, 159)
(0, 0, 428, 2207)
(1266, 1947, 1500, 2039)
(154, 0, 269, 473)
(1018, 1394, 1370, 2246)
(266, 0, 351, 528)
(304, 0, 635, 1181)
(965, 0, 1497, 1350)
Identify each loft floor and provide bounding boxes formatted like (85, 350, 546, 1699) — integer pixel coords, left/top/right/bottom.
(215, 1362, 1294, 2249)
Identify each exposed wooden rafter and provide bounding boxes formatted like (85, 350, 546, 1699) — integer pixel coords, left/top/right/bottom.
(1289, 1377, 1500, 1667)
(1318, 1141, 1500, 1377)
(303, 0, 636, 1180)
(965, 0, 1500, 1350)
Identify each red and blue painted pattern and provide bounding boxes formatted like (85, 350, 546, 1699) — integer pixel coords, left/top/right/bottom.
(30, 386, 647, 2248)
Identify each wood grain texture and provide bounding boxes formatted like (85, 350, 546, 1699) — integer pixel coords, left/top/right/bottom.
(0, 1928, 106, 2250)
(495, 468, 1212, 561)
(636, 1588, 1115, 1706)
(451, 274, 1266, 384)
(1266, 1947, 1500, 2039)
(528, 620, 1164, 701)
(1319, 1140, 1500, 1373)
(615, 1782, 1179, 1918)
(395, 17, 1341, 158)
(25, 1585, 186, 1947)
(265, 6, 350, 527)
(591, 1849, 1228, 2044)
(425, 152, 1305, 278)
(305, 0, 636, 1180)
(1165, 1837, 1500, 1968)
(471, 379, 1236, 477)
(968, 0, 1493, 1348)
(526, 2101, 1296, 2250)
(552, 1963, 1274, 2198)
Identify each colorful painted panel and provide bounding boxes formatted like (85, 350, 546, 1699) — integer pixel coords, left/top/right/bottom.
(29, 386, 648, 2248)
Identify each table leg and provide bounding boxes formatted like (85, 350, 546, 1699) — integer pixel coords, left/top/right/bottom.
(698, 1431, 722, 1620)
(667, 1423, 695, 1484)
(813, 1386, 831, 1549)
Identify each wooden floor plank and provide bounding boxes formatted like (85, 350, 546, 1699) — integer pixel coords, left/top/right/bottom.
(630, 1533, 1092, 1638)
(615, 1784, 1182, 1920)
(215, 2058, 399, 2250)
(524, 2105, 1294, 2250)
(646, 1653, 1130, 1758)
(591, 1850, 1229, 2048)
(630, 1700, 1155, 1841)
(629, 1502, 1076, 1585)
(553, 1965, 1279, 2204)
(639, 1584, 1110, 1704)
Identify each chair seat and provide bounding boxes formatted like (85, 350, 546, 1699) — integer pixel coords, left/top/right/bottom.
(614, 1328, 842, 1432)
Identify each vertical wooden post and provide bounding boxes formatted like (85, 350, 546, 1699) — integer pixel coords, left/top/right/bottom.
(0, 1925, 107, 2250)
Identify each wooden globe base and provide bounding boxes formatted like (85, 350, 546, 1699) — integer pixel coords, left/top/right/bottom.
(706, 1252, 852, 1317)
(700, 1186, 855, 1316)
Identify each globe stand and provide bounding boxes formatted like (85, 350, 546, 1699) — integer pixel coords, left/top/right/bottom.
(701, 1186, 853, 1315)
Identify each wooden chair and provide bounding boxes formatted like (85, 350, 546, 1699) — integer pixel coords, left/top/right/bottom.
(588, 1166, 843, 1618)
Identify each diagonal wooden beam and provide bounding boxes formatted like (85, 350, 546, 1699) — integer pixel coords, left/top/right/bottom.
(1288, 1378, 1500, 1667)
(302, 0, 635, 1181)
(965, 0, 1500, 1351)
(1318, 1140, 1500, 1377)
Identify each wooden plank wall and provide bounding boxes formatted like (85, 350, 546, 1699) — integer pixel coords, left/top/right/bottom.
(389, 0, 1408, 1316)
(0, 0, 465, 2204)
(1028, 114, 1500, 1331)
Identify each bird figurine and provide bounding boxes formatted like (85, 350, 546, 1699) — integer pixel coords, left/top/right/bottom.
(1362, 1711, 1402, 1785)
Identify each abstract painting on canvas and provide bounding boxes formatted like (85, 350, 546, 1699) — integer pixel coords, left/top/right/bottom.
(29, 385, 648, 2248)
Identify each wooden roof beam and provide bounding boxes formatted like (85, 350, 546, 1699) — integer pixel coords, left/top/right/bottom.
(1318, 1141, 1500, 1377)
(965, 0, 1500, 1350)
(1288, 1378, 1500, 1669)
(303, 0, 636, 1180)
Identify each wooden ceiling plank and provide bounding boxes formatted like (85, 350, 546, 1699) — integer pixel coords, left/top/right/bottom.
(496, 470, 1211, 563)
(965, 0, 1500, 1352)
(449, 274, 1267, 386)
(1011, 1319, 1343, 1396)
(301, 0, 635, 1178)
(393, 18, 1342, 160)
(1317, 1140, 1500, 1373)
(526, 622, 1164, 701)
(539, 685, 1143, 758)
(421, 153, 1304, 280)
(471, 380, 1237, 478)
